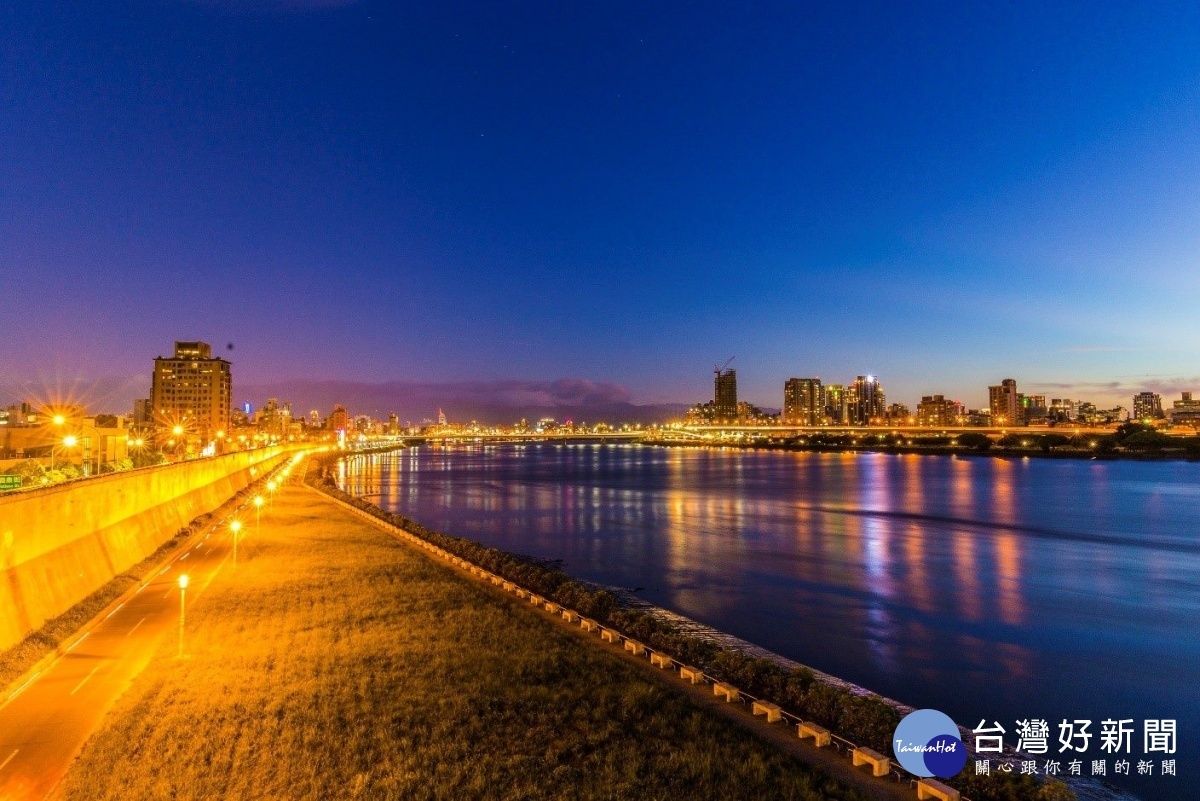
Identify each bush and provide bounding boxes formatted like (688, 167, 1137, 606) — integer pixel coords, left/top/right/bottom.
(957, 432, 992, 451)
(1121, 430, 1175, 451)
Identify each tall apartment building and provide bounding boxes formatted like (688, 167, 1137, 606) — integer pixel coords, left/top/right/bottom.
(327, 404, 350, 433)
(824, 384, 846, 424)
(714, 368, 738, 422)
(848, 375, 885, 426)
(1022, 394, 1048, 425)
(916, 395, 961, 427)
(1132, 392, 1164, 421)
(1049, 398, 1077, 422)
(782, 378, 824, 426)
(150, 341, 232, 443)
(1171, 392, 1200, 426)
(988, 378, 1022, 427)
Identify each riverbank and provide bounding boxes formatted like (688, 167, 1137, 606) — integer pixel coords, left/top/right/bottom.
(319, 454, 1084, 801)
(52, 485, 871, 800)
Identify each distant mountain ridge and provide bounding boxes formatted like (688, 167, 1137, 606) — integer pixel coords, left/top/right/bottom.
(235, 378, 690, 425)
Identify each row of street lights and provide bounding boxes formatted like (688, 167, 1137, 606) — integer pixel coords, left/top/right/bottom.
(177, 465, 291, 658)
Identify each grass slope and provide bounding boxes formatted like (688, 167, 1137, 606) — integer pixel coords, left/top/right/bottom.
(54, 489, 864, 801)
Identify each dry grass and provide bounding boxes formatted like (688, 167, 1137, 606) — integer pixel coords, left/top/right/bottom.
(54, 489, 864, 801)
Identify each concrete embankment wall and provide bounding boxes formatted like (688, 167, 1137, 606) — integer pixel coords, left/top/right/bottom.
(0, 447, 297, 653)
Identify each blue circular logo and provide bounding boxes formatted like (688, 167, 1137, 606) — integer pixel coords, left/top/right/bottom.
(892, 709, 967, 778)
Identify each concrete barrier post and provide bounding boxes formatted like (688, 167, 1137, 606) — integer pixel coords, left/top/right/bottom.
(916, 779, 960, 801)
(713, 682, 739, 702)
(751, 701, 782, 723)
(851, 747, 890, 777)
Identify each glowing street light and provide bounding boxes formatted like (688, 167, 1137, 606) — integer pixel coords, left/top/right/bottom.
(177, 574, 189, 658)
(231, 519, 243, 566)
(253, 495, 263, 538)
(52, 434, 80, 471)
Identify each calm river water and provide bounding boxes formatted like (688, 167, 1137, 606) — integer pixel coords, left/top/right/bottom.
(340, 443, 1199, 799)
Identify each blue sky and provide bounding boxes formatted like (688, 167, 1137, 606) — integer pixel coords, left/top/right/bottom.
(1, 1, 1198, 414)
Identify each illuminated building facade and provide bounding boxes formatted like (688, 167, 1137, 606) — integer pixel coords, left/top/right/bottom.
(989, 378, 1022, 427)
(149, 341, 232, 444)
(917, 395, 961, 427)
(714, 369, 738, 423)
(848, 375, 885, 426)
(782, 378, 823, 426)
(1133, 392, 1164, 421)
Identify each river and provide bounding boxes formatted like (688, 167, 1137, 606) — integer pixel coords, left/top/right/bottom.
(338, 442, 1199, 799)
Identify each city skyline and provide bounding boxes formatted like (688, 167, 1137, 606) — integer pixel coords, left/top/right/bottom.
(2, 3, 1199, 409)
(2, 352, 1192, 425)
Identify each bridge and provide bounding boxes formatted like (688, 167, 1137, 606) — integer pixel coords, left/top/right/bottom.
(405, 431, 645, 444)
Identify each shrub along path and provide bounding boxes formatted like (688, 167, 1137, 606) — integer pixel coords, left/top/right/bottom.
(53, 486, 875, 800)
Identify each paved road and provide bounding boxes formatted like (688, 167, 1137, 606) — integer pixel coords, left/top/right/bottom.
(0, 486, 278, 800)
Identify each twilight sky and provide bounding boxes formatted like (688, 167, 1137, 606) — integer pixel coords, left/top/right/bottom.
(2, 1, 1199, 417)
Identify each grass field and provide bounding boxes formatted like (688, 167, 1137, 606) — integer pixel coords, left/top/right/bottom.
(54, 487, 865, 800)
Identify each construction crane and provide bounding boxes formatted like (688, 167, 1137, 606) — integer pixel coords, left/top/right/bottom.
(714, 356, 735, 376)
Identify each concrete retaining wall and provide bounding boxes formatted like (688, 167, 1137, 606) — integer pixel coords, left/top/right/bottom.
(0, 447, 297, 653)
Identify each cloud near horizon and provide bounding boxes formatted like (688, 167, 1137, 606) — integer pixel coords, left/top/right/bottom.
(1026, 377, 1200, 404)
(232, 377, 659, 424)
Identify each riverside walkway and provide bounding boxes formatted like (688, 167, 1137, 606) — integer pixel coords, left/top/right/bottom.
(14, 480, 904, 800)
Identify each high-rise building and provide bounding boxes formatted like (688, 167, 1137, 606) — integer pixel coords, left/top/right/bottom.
(916, 395, 961, 427)
(1049, 398, 1077, 423)
(327, 404, 350, 433)
(848, 375, 885, 426)
(782, 378, 823, 426)
(1022, 394, 1047, 425)
(150, 341, 232, 443)
(824, 384, 846, 425)
(1133, 392, 1164, 421)
(132, 398, 152, 427)
(1171, 392, 1200, 426)
(988, 379, 1022, 427)
(714, 368, 738, 422)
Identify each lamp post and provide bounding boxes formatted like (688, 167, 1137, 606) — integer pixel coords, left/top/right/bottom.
(177, 574, 189, 658)
(253, 495, 263, 539)
(231, 519, 243, 566)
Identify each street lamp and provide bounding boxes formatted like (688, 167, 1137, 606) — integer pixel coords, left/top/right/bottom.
(52, 434, 80, 471)
(177, 574, 189, 658)
(253, 495, 263, 538)
(231, 519, 243, 566)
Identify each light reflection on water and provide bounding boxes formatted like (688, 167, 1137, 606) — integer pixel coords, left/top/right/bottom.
(341, 443, 1200, 800)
